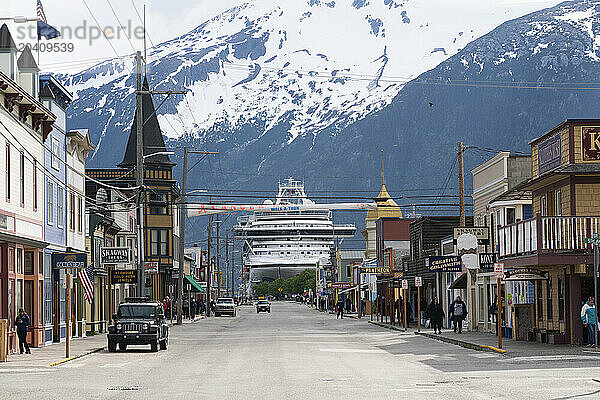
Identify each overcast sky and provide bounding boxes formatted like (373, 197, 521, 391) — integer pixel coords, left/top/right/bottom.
(3, 0, 561, 74)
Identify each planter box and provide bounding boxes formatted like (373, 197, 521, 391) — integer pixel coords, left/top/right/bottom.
(536, 331, 547, 343)
(548, 333, 565, 345)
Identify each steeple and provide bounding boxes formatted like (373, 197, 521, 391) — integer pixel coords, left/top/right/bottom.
(118, 77, 174, 168)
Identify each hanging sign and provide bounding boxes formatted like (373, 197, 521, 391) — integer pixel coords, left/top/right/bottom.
(52, 252, 87, 269)
(479, 253, 498, 271)
(331, 282, 352, 290)
(359, 266, 390, 274)
(454, 227, 489, 240)
(101, 247, 130, 264)
(503, 268, 548, 281)
(111, 270, 137, 284)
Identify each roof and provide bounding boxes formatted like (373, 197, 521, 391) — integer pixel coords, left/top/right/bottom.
(339, 249, 364, 260)
(66, 129, 96, 151)
(516, 162, 600, 192)
(17, 46, 38, 70)
(118, 77, 174, 168)
(0, 24, 16, 50)
(529, 119, 600, 146)
(489, 185, 532, 204)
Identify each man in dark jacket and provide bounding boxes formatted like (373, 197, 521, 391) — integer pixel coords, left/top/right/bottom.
(336, 298, 344, 319)
(450, 296, 468, 333)
(15, 308, 31, 354)
(426, 298, 444, 334)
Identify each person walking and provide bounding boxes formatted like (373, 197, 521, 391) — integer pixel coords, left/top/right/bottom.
(581, 296, 596, 347)
(15, 308, 31, 354)
(426, 298, 444, 334)
(336, 297, 344, 319)
(450, 296, 468, 333)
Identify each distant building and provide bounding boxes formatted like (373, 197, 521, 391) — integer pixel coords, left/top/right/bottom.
(362, 180, 403, 259)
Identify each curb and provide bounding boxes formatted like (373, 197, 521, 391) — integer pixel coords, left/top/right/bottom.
(49, 346, 105, 367)
(414, 332, 507, 354)
(367, 320, 406, 332)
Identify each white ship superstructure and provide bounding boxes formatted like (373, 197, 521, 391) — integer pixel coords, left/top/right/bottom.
(234, 178, 356, 283)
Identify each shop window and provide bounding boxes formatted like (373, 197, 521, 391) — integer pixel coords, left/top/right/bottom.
(558, 275, 565, 321)
(8, 280, 14, 329)
(17, 279, 23, 312)
(24, 251, 33, 275)
(16, 248, 23, 274)
(60, 269, 66, 321)
(39, 284, 43, 325)
(547, 278, 553, 320)
(537, 281, 543, 319)
(478, 285, 485, 323)
(24, 280, 33, 325)
(8, 248, 14, 272)
(44, 254, 52, 325)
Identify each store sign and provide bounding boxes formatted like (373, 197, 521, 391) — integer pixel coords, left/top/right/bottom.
(538, 133, 562, 174)
(582, 127, 600, 161)
(427, 256, 461, 273)
(52, 252, 87, 269)
(331, 282, 352, 290)
(144, 261, 159, 274)
(359, 266, 390, 274)
(100, 247, 130, 264)
(479, 253, 498, 271)
(453, 227, 489, 240)
(503, 268, 548, 281)
(111, 270, 137, 284)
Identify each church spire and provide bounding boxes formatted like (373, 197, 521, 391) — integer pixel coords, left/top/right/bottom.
(381, 148, 385, 185)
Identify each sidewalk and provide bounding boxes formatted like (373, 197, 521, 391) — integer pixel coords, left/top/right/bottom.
(0, 317, 204, 369)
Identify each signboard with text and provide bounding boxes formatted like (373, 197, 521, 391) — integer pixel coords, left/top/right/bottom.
(494, 263, 505, 279)
(144, 261, 159, 274)
(538, 133, 562, 174)
(427, 256, 461, 273)
(453, 227, 489, 241)
(479, 253, 498, 271)
(52, 252, 87, 269)
(415, 276, 422, 287)
(111, 270, 137, 284)
(401, 279, 408, 290)
(101, 247, 130, 264)
(503, 268, 548, 281)
(359, 266, 390, 275)
(331, 282, 353, 290)
(582, 127, 600, 161)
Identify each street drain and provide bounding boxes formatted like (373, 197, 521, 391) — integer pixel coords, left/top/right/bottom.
(107, 386, 140, 391)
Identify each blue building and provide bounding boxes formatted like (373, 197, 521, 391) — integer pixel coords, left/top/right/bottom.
(39, 75, 72, 344)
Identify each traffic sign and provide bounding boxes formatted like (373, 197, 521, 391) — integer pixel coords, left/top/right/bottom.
(414, 276, 422, 287)
(278, 287, 283, 293)
(402, 279, 408, 290)
(494, 263, 504, 279)
(144, 261, 159, 274)
(585, 237, 600, 245)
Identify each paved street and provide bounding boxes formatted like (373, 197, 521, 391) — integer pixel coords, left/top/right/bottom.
(2, 302, 600, 399)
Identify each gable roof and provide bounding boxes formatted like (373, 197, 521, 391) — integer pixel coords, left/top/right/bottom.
(118, 77, 174, 168)
(0, 24, 16, 50)
(17, 46, 38, 70)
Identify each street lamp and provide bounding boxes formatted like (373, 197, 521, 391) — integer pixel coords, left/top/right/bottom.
(0, 16, 40, 23)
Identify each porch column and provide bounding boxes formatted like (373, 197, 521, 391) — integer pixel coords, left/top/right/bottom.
(568, 268, 582, 345)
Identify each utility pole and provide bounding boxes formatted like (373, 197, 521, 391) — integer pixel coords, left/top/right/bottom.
(216, 220, 221, 298)
(176, 147, 188, 325)
(135, 51, 145, 297)
(206, 219, 211, 316)
(231, 237, 235, 298)
(458, 141, 466, 227)
(225, 230, 229, 297)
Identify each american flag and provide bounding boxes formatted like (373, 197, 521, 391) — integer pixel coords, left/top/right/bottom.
(36, 0, 47, 23)
(78, 263, 94, 304)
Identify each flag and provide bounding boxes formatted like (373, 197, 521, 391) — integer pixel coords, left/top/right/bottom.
(37, 0, 47, 23)
(37, 21, 60, 40)
(78, 263, 94, 304)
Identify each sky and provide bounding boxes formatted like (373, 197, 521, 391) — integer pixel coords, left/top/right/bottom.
(3, 0, 562, 74)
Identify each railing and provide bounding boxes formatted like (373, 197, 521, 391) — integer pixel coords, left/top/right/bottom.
(498, 214, 600, 257)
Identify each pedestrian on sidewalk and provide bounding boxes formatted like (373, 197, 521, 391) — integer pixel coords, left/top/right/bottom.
(581, 296, 596, 347)
(450, 296, 467, 333)
(426, 298, 444, 334)
(336, 298, 344, 319)
(15, 308, 31, 354)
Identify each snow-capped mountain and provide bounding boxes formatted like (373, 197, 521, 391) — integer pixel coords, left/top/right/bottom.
(61, 0, 559, 167)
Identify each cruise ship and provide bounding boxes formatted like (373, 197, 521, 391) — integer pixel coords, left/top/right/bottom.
(234, 178, 356, 283)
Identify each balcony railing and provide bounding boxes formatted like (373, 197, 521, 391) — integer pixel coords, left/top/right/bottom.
(498, 214, 600, 257)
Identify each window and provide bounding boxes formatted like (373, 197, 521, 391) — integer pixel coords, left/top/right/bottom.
(149, 193, 168, 215)
(506, 208, 516, 225)
(150, 229, 169, 256)
(47, 181, 54, 225)
(24, 280, 33, 326)
(478, 285, 485, 323)
(540, 195, 547, 217)
(5, 142, 10, 201)
(44, 254, 52, 325)
(17, 248, 23, 274)
(8, 248, 14, 272)
(547, 278, 553, 320)
(39, 284, 43, 325)
(8, 280, 14, 329)
(57, 187, 64, 228)
(51, 137, 59, 170)
(69, 193, 75, 231)
(33, 158, 37, 210)
(558, 275, 565, 321)
(24, 251, 33, 275)
(77, 197, 82, 233)
(555, 189, 562, 216)
(537, 281, 543, 319)
(346, 265, 352, 278)
(19, 151, 24, 206)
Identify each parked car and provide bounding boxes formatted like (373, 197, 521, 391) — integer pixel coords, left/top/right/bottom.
(215, 297, 236, 317)
(256, 300, 271, 313)
(108, 297, 169, 352)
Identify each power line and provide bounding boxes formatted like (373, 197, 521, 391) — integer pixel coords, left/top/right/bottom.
(105, 0, 138, 53)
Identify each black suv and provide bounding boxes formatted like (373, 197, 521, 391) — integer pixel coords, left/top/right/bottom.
(108, 297, 169, 352)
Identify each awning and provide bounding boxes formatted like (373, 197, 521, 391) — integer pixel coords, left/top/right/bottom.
(184, 275, 205, 293)
(448, 273, 467, 290)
